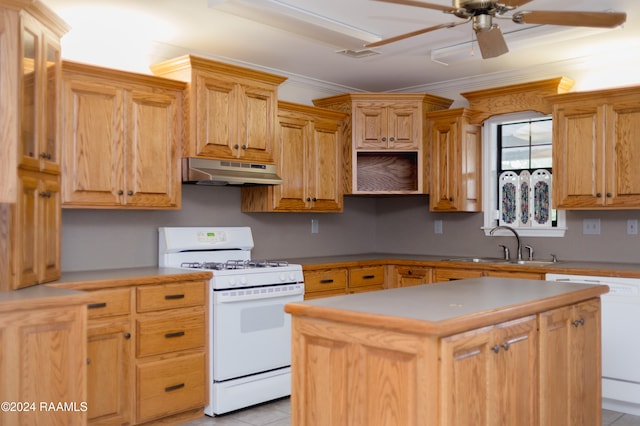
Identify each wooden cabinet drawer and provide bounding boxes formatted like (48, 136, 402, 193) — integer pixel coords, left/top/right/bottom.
(434, 268, 483, 282)
(137, 281, 205, 313)
(87, 288, 131, 319)
(349, 265, 385, 288)
(136, 352, 205, 423)
(136, 310, 205, 357)
(304, 269, 348, 293)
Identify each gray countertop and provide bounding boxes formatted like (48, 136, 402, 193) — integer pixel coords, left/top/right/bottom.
(285, 276, 609, 335)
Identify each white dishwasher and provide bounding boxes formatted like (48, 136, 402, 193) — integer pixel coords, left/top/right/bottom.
(546, 273, 640, 415)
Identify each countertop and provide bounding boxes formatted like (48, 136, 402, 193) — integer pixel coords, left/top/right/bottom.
(0, 285, 91, 313)
(285, 276, 609, 336)
(285, 252, 640, 277)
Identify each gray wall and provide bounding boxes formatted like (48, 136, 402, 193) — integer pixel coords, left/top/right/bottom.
(62, 185, 640, 272)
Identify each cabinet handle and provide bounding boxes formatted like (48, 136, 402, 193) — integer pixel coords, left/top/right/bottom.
(127, 190, 134, 196)
(572, 318, 585, 327)
(241, 144, 247, 150)
(118, 190, 124, 195)
(234, 144, 239, 149)
(491, 345, 500, 353)
(596, 193, 602, 198)
(449, 197, 453, 202)
(502, 341, 510, 351)
(39, 191, 52, 198)
(87, 302, 107, 309)
(363, 275, 376, 279)
(165, 294, 185, 300)
(312, 197, 317, 202)
(320, 279, 334, 284)
(389, 137, 395, 142)
(165, 331, 185, 338)
(124, 332, 131, 339)
(86, 357, 91, 365)
(306, 197, 311, 202)
(164, 383, 185, 392)
(381, 137, 387, 142)
(39, 152, 52, 160)
(606, 192, 612, 198)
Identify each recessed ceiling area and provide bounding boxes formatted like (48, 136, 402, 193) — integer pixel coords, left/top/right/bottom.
(42, 0, 640, 98)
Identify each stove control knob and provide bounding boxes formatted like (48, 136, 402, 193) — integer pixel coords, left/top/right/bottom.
(228, 277, 237, 287)
(240, 276, 248, 285)
(289, 273, 296, 281)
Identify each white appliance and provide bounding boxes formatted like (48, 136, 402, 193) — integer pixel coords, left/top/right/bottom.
(158, 227, 304, 416)
(546, 273, 640, 415)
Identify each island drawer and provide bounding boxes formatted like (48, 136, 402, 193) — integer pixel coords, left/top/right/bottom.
(136, 280, 205, 313)
(136, 352, 205, 423)
(349, 265, 385, 288)
(304, 268, 348, 293)
(87, 288, 131, 319)
(136, 310, 205, 357)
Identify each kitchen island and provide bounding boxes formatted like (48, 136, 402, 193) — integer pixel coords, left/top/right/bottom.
(284, 277, 608, 426)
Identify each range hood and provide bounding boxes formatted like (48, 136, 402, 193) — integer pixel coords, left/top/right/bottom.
(182, 158, 282, 185)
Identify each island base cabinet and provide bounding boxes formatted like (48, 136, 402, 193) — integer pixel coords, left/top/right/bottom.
(290, 316, 439, 426)
(538, 299, 601, 426)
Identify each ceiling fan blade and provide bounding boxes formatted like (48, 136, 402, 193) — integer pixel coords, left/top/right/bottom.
(476, 26, 509, 59)
(365, 22, 460, 48)
(498, 0, 534, 7)
(372, 0, 455, 13)
(513, 11, 627, 28)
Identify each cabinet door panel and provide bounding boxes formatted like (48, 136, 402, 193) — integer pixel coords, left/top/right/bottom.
(430, 119, 458, 211)
(310, 119, 342, 211)
(40, 174, 61, 282)
(387, 105, 419, 149)
(354, 106, 386, 149)
(15, 171, 39, 287)
(62, 80, 123, 206)
(196, 76, 235, 158)
(552, 104, 603, 208)
(127, 89, 180, 208)
(241, 85, 275, 162)
(608, 102, 640, 206)
(272, 115, 308, 210)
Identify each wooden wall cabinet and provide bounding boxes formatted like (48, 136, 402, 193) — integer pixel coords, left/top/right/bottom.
(539, 298, 601, 426)
(427, 108, 482, 212)
(313, 93, 453, 194)
(550, 86, 640, 209)
(150, 55, 286, 163)
(61, 61, 184, 209)
(241, 101, 345, 212)
(0, 1, 66, 290)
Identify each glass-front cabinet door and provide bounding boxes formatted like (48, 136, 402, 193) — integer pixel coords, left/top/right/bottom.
(20, 14, 62, 173)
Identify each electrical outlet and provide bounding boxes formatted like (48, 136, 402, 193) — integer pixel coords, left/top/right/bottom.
(627, 219, 638, 235)
(434, 220, 443, 234)
(311, 219, 319, 234)
(582, 218, 601, 235)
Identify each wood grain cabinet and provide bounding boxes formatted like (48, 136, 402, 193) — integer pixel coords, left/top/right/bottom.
(0, 290, 88, 426)
(539, 298, 601, 426)
(434, 267, 543, 282)
(303, 268, 348, 299)
(550, 86, 640, 209)
(85, 288, 133, 425)
(61, 61, 184, 209)
(394, 265, 432, 287)
(313, 93, 453, 194)
(348, 265, 385, 293)
(427, 108, 482, 212)
(241, 101, 345, 212)
(441, 315, 537, 425)
(0, 0, 66, 290)
(150, 55, 286, 163)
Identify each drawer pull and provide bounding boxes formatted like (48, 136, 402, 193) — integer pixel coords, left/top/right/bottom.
(88, 302, 107, 309)
(362, 275, 376, 279)
(165, 294, 185, 300)
(165, 331, 185, 338)
(164, 383, 185, 392)
(320, 279, 334, 284)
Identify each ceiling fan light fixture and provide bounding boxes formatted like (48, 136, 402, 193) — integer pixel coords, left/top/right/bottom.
(473, 14, 494, 32)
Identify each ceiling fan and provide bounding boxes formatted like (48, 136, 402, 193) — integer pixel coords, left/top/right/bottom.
(366, 0, 627, 59)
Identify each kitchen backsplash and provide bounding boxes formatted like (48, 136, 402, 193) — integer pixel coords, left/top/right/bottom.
(61, 185, 640, 271)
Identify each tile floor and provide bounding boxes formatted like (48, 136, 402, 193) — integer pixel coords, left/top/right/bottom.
(181, 398, 640, 426)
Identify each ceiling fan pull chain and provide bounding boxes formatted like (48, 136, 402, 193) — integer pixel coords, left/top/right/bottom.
(470, 25, 476, 56)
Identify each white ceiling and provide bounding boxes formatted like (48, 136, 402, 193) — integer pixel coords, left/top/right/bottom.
(42, 0, 640, 96)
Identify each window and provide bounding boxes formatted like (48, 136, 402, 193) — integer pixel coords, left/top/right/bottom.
(482, 112, 566, 237)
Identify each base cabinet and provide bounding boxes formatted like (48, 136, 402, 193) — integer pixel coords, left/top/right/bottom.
(539, 299, 601, 426)
(289, 295, 602, 426)
(0, 294, 88, 426)
(394, 266, 432, 287)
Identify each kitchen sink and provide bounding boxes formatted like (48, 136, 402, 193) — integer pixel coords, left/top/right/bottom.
(513, 259, 561, 266)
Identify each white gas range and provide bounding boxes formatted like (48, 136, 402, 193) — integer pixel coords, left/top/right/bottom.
(158, 227, 304, 416)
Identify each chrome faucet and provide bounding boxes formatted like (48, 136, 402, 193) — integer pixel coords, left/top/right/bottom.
(490, 225, 522, 262)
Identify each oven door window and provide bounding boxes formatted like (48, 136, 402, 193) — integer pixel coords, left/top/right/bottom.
(212, 293, 298, 381)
